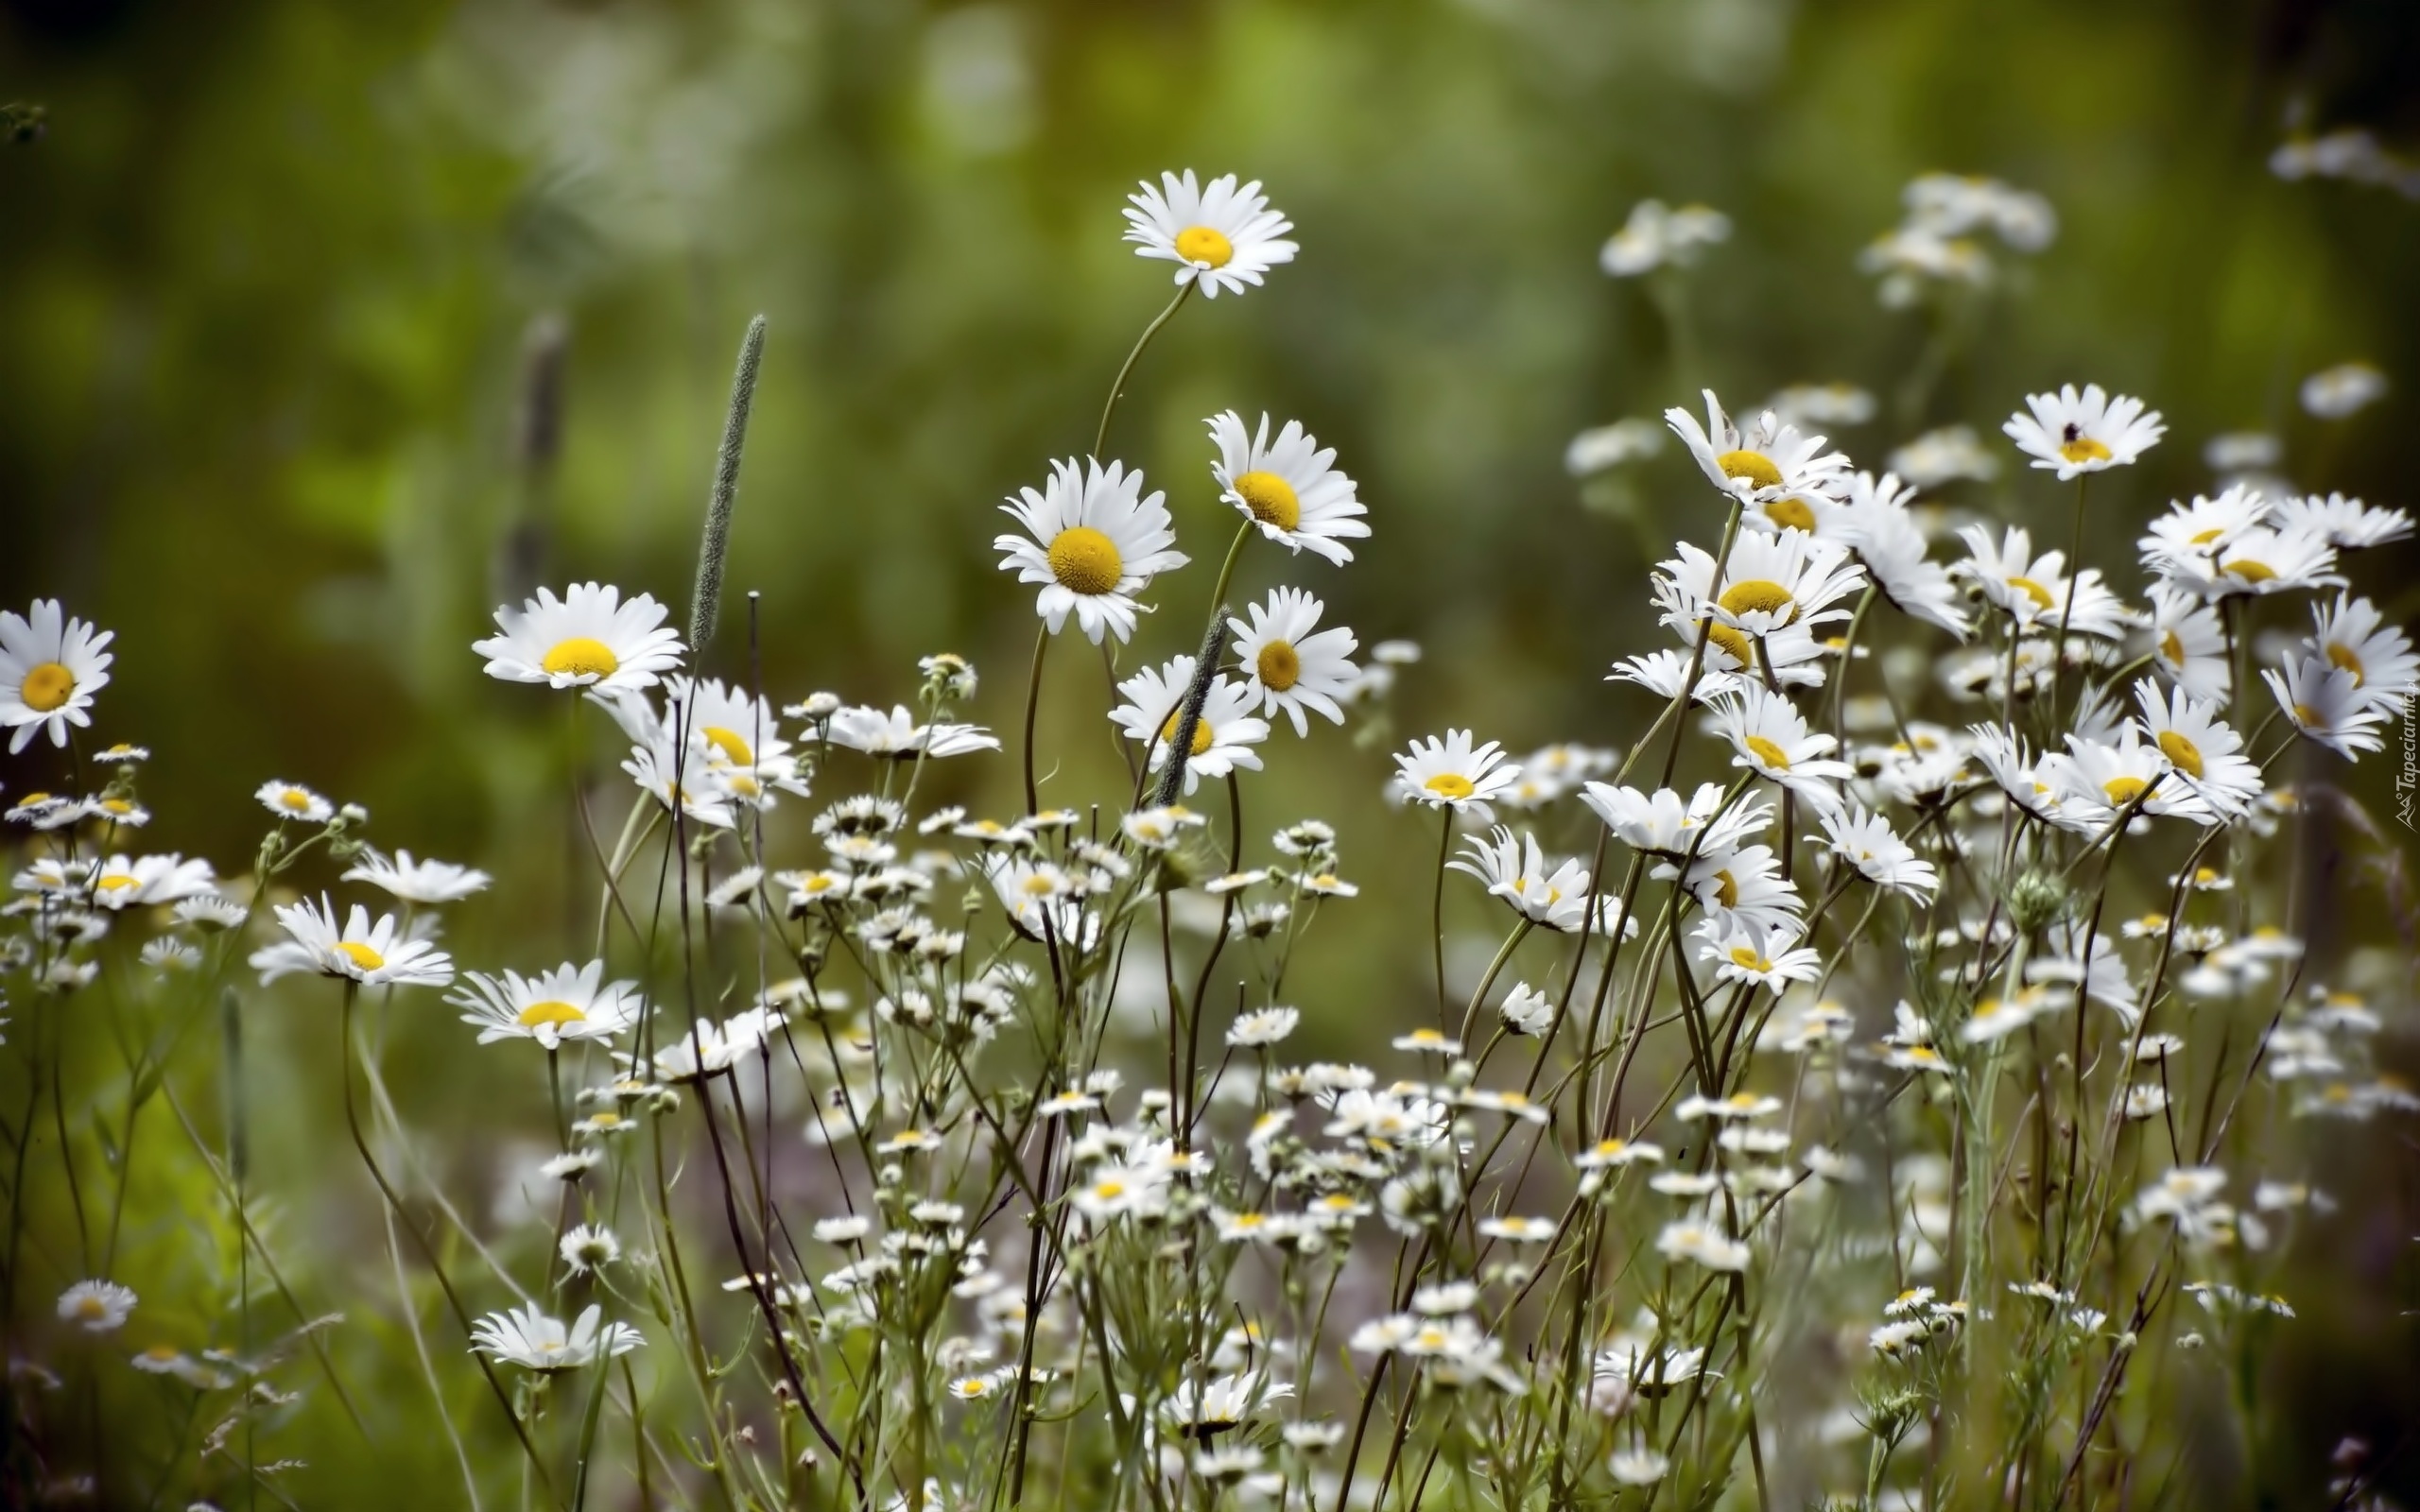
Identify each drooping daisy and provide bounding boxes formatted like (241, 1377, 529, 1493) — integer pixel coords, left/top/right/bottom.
(250, 896, 454, 988)
(1123, 170, 1297, 299)
(57, 1280, 137, 1332)
(823, 703, 1000, 759)
(1832, 472, 1969, 639)
(1579, 782, 1771, 860)
(342, 850, 493, 905)
(1713, 683, 1853, 810)
(2145, 588, 2231, 702)
(451, 961, 644, 1050)
(2003, 383, 2166, 479)
(2119, 686, 2255, 825)
(1392, 730, 1521, 817)
(2273, 492, 2411, 551)
(1817, 806, 1938, 901)
(254, 780, 333, 824)
(83, 854, 219, 911)
(0, 600, 113, 754)
(2265, 653, 2387, 759)
(470, 1302, 643, 1371)
(1696, 917, 1824, 992)
(1108, 655, 1270, 793)
(1664, 390, 1853, 517)
(1226, 587, 1358, 734)
(474, 583, 683, 695)
(2308, 594, 2419, 711)
(1208, 411, 1370, 565)
(1448, 827, 1628, 935)
(995, 457, 1186, 644)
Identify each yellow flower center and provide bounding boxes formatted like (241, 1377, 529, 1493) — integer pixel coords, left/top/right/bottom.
(1092, 1179, 1127, 1201)
(1256, 640, 1302, 693)
(95, 874, 137, 893)
(1020, 873, 1058, 897)
(1233, 470, 1301, 532)
(279, 788, 315, 811)
(337, 941, 386, 972)
(2155, 730, 2204, 780)
(700, 726, 754, 765)
(2158, 630, 2185, 668)
(1423, 773, 1476, 801)
(517, 1000, 588, 1029)
(541, 637, 620, 679)
(1717, 450, 1783, 490)
(2193, 867, 2221, 885)
(588, 1112, 623, 1127)
(74, 1296, 107, 1319)
(1728, 947, 1771, 971)
(2220, 557, 2274, 584)
(1712, 869, 1738, 909)
(144, 1344, 179, 1362)
(1174, 225, 1235, 267)
(2005, 576, 2055, 610)
(2292, 702, 2323, 727)
(1717, 579, 1795, 623)
(2101, 776, 2148, 806)
(20, 662, 75, 713)
(2057, 437, 2113, 464)
(100, 799, 134, 816)
(18, 792, 49, 805)
(1156, 712, 1215, 757)
(1761, 497, 1817, 532)
(1743, 734, 1790, 770)
(1706, 623, 1754, 667)
(2325, 642, 2364, 684)
(1046, 526, 1124, 595)
(2187, 526, 2226, 545)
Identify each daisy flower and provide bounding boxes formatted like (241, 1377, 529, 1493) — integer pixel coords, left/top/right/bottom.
(1713, 683, 1853, 810)
(2053, 726, 2198, 830)
(1888, 424, 1998, 489)
(471, 1302, 643, 1371)
(1448, 827, 1627, 935)
(474, 583, 683, 695)
(2167, 524, 2342, 600)
(1967, 725, 2068, 824)
(1108, 655, 1270, 793)
(1123, 170, 1296, 299)
(1664, 389, 1853, 517)
(1954, 524, 2130, 638)
(1657, 529, 1867, 645)
(560, 1225, 621, 1276)
(57, 1280, 137, 1332)
(2265, 653, 2388, 759)
(254, 780, 333, 824)
(342, 850, 493, 904)
(2134, 681, 2262, 820)
(1655, 1219, 1751, 1272)
(2137, 485, 2271, 571)
(1832, 472, 1970, 639)
(1579, 782, 1770, 860)
(1599, 199, 1731, 277)
(2308, 594, 2418, 710)
(823, 703, 1000, 759)
(1208, 412, 1371, 565)
(84, 854, 218, 911)
(1227, 587, 1359, 734)
(994, 457, 1186, 644)
(663, 676, 810, 802)
(1392, 730, 1521, 817)
(451, 961, 644, 1050)
(1658, 842, 1804, 935)
(1817, 805, 1938, 901)
(2145, 588, 2231, 702)
(2003, 383, 2166, 479)
(250, 896, 454, 988)
(2299, 362, 2387, 420)
(0, 600, 113, 753)
(620, 728, 738, 831)
(1695, 917, 1824, 993)
(2273, 492, 2411, 551)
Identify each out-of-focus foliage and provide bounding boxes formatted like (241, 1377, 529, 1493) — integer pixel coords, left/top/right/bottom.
(3, 0, 2416, 1504)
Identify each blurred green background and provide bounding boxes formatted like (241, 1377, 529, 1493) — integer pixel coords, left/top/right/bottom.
(6, 0, 2419, 1503)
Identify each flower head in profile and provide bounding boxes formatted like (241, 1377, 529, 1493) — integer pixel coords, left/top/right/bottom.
(451, 961, 644, 1050)
(1665, 390, 1853, 520)
(78, 853, 218, 911)
(1695, 916, 1824, 992)
(1450, 826, 1628, 935)
(254, 780, 334, 824)
(1599, 199, 1730, 278)
(251, 897, 454, 989)
(470, 1302, 642, 1371)
(995, 458, 1186, 644)
(1818, 805, 1938, 901)
(823, 704, 1000, 760)
(0, 600, 113, 754)
(474, 583, 683, 694)
(1227, 587, 1359, 734)
(1208, 412, 1370, 565)
(2264, 653, 2386, 760)
(2134, 680, 2262, 821)
(342, 850, 493, 905)
(1108, 655, 1270, 793)
(1832, 472, 1969, 639)
(1713, 683, 1852, 810)
(2004, 384, 2166, 480)
(1124, 171, 1297, 298)
(1392, 730, 1520, 818)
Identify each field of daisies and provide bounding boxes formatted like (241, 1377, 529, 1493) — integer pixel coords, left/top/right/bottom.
(8, 39, 2420, 1512)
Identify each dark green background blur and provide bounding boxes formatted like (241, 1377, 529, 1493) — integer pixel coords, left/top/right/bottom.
(5, 0, 2419, 1503)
